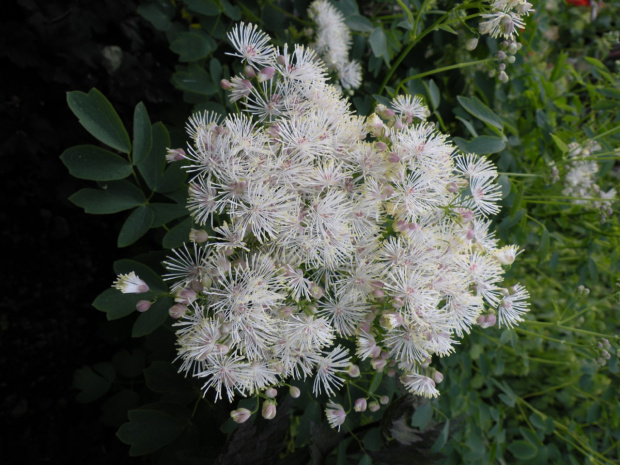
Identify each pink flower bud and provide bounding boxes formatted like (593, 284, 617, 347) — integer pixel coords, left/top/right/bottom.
(244, 65, 256, 78)
(387, 369, 396, 377)
(262, 401, 277, 420)
(309, 283, 324, 299)
(220, 79, 231, 90)
(165, 148, 186, 162)
(189, 229, 209, 243)
(168, 304, 187, 319)
(354, 398, 367, 412)
(375, 141, 387, 152)
(391, 298, 405, 309)
(347, 364, 360, 378)
(371, 358, 387, 372)
(136, 300, 152, 312)
(380, 395, 389, 405)
(289, 386, 301, 398)
(387, 152, 400, 163)
(433, 371, 444, 384)
(368, 401, 380, 412)
(258, 66, 276, 82)
(485, 314, 497, 327)
(265, 388, 278, 398)
(447, 182, 459, 193)
(359, 321, 371, 333)
(231, 408, 251, 423)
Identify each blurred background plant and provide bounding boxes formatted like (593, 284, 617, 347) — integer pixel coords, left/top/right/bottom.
(6, 0, 619, 463)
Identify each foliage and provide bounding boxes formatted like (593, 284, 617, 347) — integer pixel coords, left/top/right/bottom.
(63, 0, 620, 464)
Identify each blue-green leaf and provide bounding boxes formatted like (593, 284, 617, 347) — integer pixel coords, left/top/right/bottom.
(61, 145, 132, 181)
(67, 88, 131, 153)
(132, 102, 152, 166)
(70, 180, 145, 214)
(457, 95, 503, 131)
(118, 205, 155, 247)
(183, 0, 219, 16)
(117, 408, 189, 456)
(132, 296, 173, 337)
(172, 64, 219, 95)
(170, 31, 214, 62)
(346, 15, 374, 32)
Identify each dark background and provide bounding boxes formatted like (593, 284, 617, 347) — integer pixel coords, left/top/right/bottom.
(1, 1, 180, 462)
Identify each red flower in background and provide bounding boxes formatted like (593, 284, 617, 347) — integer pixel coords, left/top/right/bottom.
(566, 0, 589, 5)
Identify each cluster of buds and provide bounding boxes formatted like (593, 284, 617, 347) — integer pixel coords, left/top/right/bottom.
(594, 338, 617, 367)
(488, 38, 522, 83)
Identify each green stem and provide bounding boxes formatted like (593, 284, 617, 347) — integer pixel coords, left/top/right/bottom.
(397, 59, 492, 93)
(523, 321, 614, 339)
(514, 328, 584, 348)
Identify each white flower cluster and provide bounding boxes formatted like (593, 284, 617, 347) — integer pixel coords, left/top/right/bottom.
(308, 0, 362, 91)
(479, 0, 534, 40)
(164, 23, 527, 412)
(562, 141, 616, 221)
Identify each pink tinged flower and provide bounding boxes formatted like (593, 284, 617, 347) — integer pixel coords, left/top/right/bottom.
(433, 371, 444, 384)
(371, 358, 387, 372)
(325, 401, 346, 430)
(354, 398, 367, 412)
(135, 300, 152, 312)
(401, 373, 439, 398)
(262, 401, 277, 420)
(165, 148, 186, 162)
(368, 401, 380, 412)
(231, 408, 252, 424)
(380, 395, 389, 405)
(289, 386, 301, 398)
(265, 388, 278, 398)
(244, 65, 256, 78)
(113, 272, 149, 294)
(220, 79, 231, 90)
(169, 304, 188, 319)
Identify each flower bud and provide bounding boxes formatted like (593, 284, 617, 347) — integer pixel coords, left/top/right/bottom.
(365, 113, 385, 138)
(258, 66, 276, 82)
(262, 401, 277, 420)
(371, 357, 387, 372)
(465, 38, 479, 51)
(265, 388, 278, 398)
(289, 386, 301, 398)
(231, 408, 252, 423)
(165, 148, 186, 162)
(220, 79, 231, 90)
(136, 300, 152, 312)
(433, 371, 444, 384)
(368, 401, 380, 412)
(309, 283, 325, 299)
(189, 228, 209, 243)
(380, 395, 389, 405)
(347, 364, 361, 378)
(169, 304, 187, 319)
(498, 71, 509, 83)
(244, 65, 256, 78)
(354, 398, 367, 412)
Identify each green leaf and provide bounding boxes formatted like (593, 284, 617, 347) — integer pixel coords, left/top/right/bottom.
(70, 180, 145, 214)
(74, 364, 114, 403)
(150, 203, 189, 228)
(457, 95, 503, 131)
(550, 133, 568, 154)
(93, 288, 143, 320)
(101, 389, 141, 427)
(137, 122, 170, 191)
(359, 454, 372, 465)
(221, 0, 241, 20)
(539, 228, 549, 261)
(132, 296, 173, 337)
(467, 136, 506, 154)
(67, 88, 131, 153)
(345, 15, 374, 32)
(497, 174, 511, 200)
(137, 2, 173, 31)
(144, 361, 195, 394)
(112, 350, 146, 379)
(369, 28, 387, 58)
(170, 31, 214, 62)
(431, 420, 450, 452)
(411, 401, 433, 429)
(132, 102, 152, 166)
(163, 217, 193, 249)
(157, 163, 187, 193)
(118, 206, 155, 247)
(209, 58, 222, 83)
(117, 408, 189, 456)
(427, 79, 440, 110)
(183, 0, 219, 16)
(172, 64, 219, 95)
(61, 145, 132, 181)
(507, 440, 538, 460)
(368, 371, 382, 395)
(113, 259, 167, 293)
(510, 181, 524, 216)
